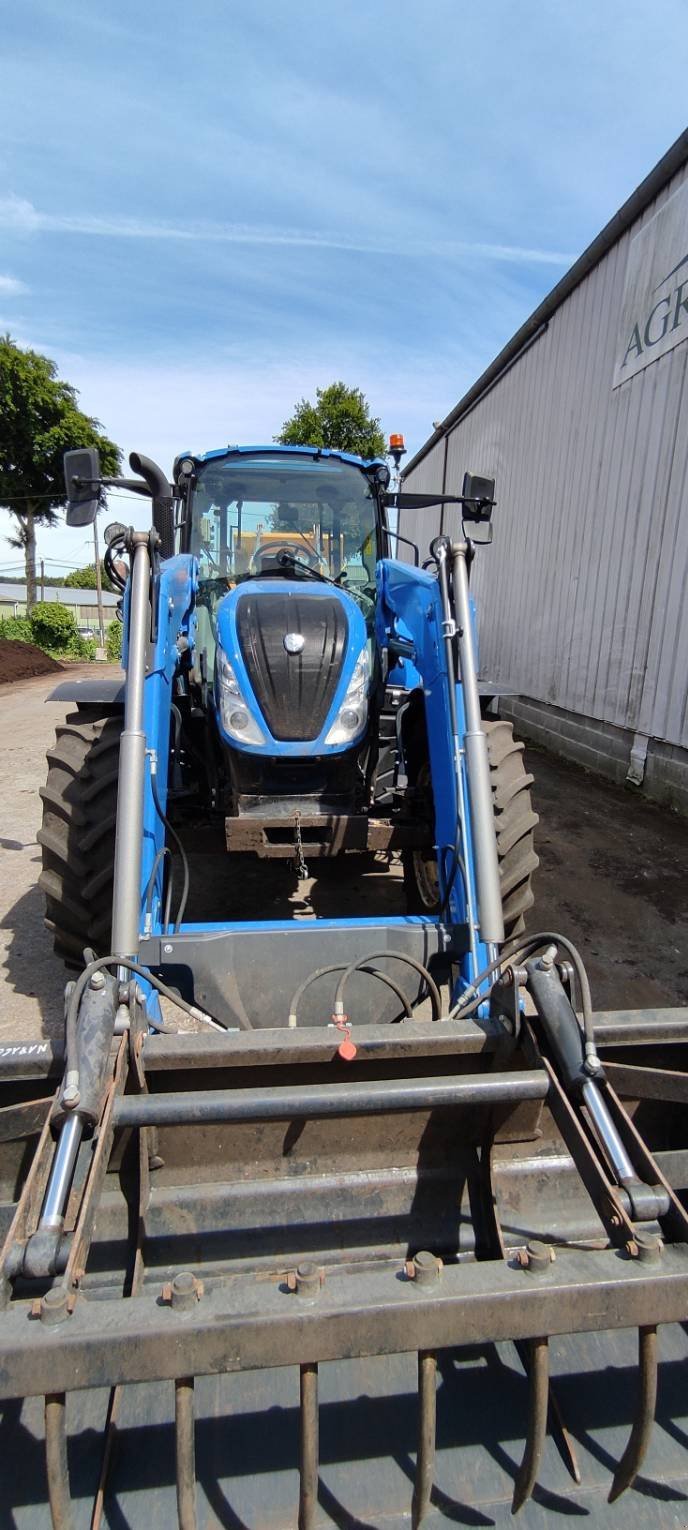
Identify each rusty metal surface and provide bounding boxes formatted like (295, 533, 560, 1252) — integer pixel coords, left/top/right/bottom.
(225, 811, 431, 856)
(2, 1325, 688, 1527)
(3, 1244, 688, 1401)
(2, 1010, 688, 1525)
(113, 1069, 550, 1128)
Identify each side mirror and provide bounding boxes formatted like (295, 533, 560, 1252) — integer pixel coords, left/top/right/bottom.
(64, 447, 101, 526)
(464, 517, 493, 545)
(461, 472, 495, 524)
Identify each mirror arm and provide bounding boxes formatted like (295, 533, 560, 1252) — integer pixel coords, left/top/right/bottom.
(101, 477, 154, 498)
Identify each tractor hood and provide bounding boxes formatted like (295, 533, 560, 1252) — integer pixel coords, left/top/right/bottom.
(214, 578, 370, 755)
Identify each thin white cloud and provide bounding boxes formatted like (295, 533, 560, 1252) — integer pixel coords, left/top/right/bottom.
(0, 194, 575, 268)
(0, 273, 28, 296)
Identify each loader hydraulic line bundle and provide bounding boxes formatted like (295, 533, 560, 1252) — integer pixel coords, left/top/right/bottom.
(0, 438, 687, 1525)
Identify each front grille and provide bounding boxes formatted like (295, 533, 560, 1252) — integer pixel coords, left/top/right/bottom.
(236, 590, 348, 741)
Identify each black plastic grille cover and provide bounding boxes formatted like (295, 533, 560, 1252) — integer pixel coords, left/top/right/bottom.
(236, 589, 349, 741)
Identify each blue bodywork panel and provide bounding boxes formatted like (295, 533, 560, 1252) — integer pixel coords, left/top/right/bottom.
(214, 578, 368, 756)
(376, 558, 490, 985)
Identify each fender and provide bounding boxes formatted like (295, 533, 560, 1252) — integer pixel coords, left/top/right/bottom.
(47, 678, 125, 706)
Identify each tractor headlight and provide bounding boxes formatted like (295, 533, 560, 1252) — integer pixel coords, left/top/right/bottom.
(324, 645, 370, 745)
(216, 649, 266, 746)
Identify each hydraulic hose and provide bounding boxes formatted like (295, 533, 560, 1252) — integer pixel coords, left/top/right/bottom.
(287, 963, 414, 1028)
(150, 764, 190, 930)
(334, 950, 442, 1022)
(63, 952, 245, 1107)
(445, 931, 598, 1066)
(143, 846, 175, 932)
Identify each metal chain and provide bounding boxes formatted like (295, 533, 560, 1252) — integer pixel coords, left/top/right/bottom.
(293, 812, 309, 881)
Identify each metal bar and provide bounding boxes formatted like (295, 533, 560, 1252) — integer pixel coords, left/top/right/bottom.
(433, 539, 479, 971)
(0, 1091, 58, 1304)
(581, 1078, 636, 1184)
(45, 1392, 71, 1530)
(602, 1060, 688, 1104)
(0, 1095, 52, 1142)
(529, 1037, 636, 1247)
(452, 542, 504, 945)
(608, 1325, 658, 1501)
(60, 1037, 128, 1295)
(111, 534, 150, 959)
(175, 1377, 197, 1530)
(1, 1006, 684, 1084)
(602, 1080, 688, 1241)
(141, 1017, 504, 1070)
(411, 1350, 437, 1527)
(114, 1070, 549, 1127)
(511, 1336, 549, 1512)
(593, 1009, 688, 1045)
(91, 1036, 149, 1530)
(3, 1244, 687, 1401)
(298, 1362, 319, 1530)
(39, 1115, 83, 1230)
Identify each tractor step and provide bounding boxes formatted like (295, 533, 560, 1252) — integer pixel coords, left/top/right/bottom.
(225, 811, 431, 856)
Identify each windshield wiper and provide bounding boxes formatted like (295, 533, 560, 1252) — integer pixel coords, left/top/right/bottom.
(276, 550, 339, 587)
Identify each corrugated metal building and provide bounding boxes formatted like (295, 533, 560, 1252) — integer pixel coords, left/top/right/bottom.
(0, 584, 119, 632)
(399, 129, 688, 813)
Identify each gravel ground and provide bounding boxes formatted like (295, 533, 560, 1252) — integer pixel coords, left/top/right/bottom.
(0, 666, 686, 1045)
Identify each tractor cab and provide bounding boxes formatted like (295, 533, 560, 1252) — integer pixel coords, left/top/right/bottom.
(177, 446, 390, 831)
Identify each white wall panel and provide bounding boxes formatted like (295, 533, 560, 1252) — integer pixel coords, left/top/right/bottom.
(401, 161, 688, 749)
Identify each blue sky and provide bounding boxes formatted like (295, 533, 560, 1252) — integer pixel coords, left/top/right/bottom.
(2, 0, 688, 573)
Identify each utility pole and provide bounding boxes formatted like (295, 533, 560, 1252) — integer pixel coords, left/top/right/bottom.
(93, 516, 106, 648)
(40, 560, 45, 601)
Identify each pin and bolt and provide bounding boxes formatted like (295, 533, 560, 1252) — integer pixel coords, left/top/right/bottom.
(405, 1250, 443, 1285)
(161, 1270, 204, 1310)
(517, 1239, 556, 1274)
(287, 1262, 324, 1297)
(34, 1286, 77, 1325)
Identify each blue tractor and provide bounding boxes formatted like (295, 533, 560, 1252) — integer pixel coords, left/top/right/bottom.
(39, 441, 536, 992)
(2, 439, 687, 1528)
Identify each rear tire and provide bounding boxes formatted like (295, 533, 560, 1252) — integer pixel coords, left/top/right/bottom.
(37, 708, 121, 963)
(402, 718, 539, 941)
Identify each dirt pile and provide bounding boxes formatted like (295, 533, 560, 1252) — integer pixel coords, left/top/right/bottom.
(0, 640, 63, 685)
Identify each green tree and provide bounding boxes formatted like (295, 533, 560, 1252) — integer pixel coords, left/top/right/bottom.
(63, 561, 114, 593)
(276, 382, 385, 458)
(0, 337, 121, 610)
(106, 619, 123, 662)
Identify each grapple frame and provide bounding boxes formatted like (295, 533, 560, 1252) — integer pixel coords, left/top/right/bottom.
(2, 996, 688, 1526)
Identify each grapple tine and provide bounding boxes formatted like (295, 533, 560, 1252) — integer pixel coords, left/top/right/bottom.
(608, 1324, 658, 1502)
(174, 1377, 198, 1530)
(45, 1392, 71, 1530)
(511, 1336, 549, 1514)
(411, 1349, 437, 1528)
(299, 1361, 319, 1530)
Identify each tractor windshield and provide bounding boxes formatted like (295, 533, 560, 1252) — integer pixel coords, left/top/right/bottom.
(189, 453, 380, 596)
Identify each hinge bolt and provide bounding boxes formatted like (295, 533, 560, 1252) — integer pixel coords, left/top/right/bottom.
(408, 1250, 443, 1286)
(164, 1270, 204, 1310)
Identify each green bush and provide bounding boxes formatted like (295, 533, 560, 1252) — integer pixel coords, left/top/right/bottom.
(0, 614, 33, 644)
(29, 602, 80, 653)
(105, 619, 123, 662)
(0, 603, 97, 661)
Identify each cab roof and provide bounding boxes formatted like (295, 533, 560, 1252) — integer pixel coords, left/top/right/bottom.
(186, 444, 386, 471)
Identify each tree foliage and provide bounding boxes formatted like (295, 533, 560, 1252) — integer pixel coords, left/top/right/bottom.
(106, 619, 123, 662)
(0, 336, 121, 609)
(63, 561, 114, 593)
(0, 602, 95, 659)
(276, 382, 385, 459)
